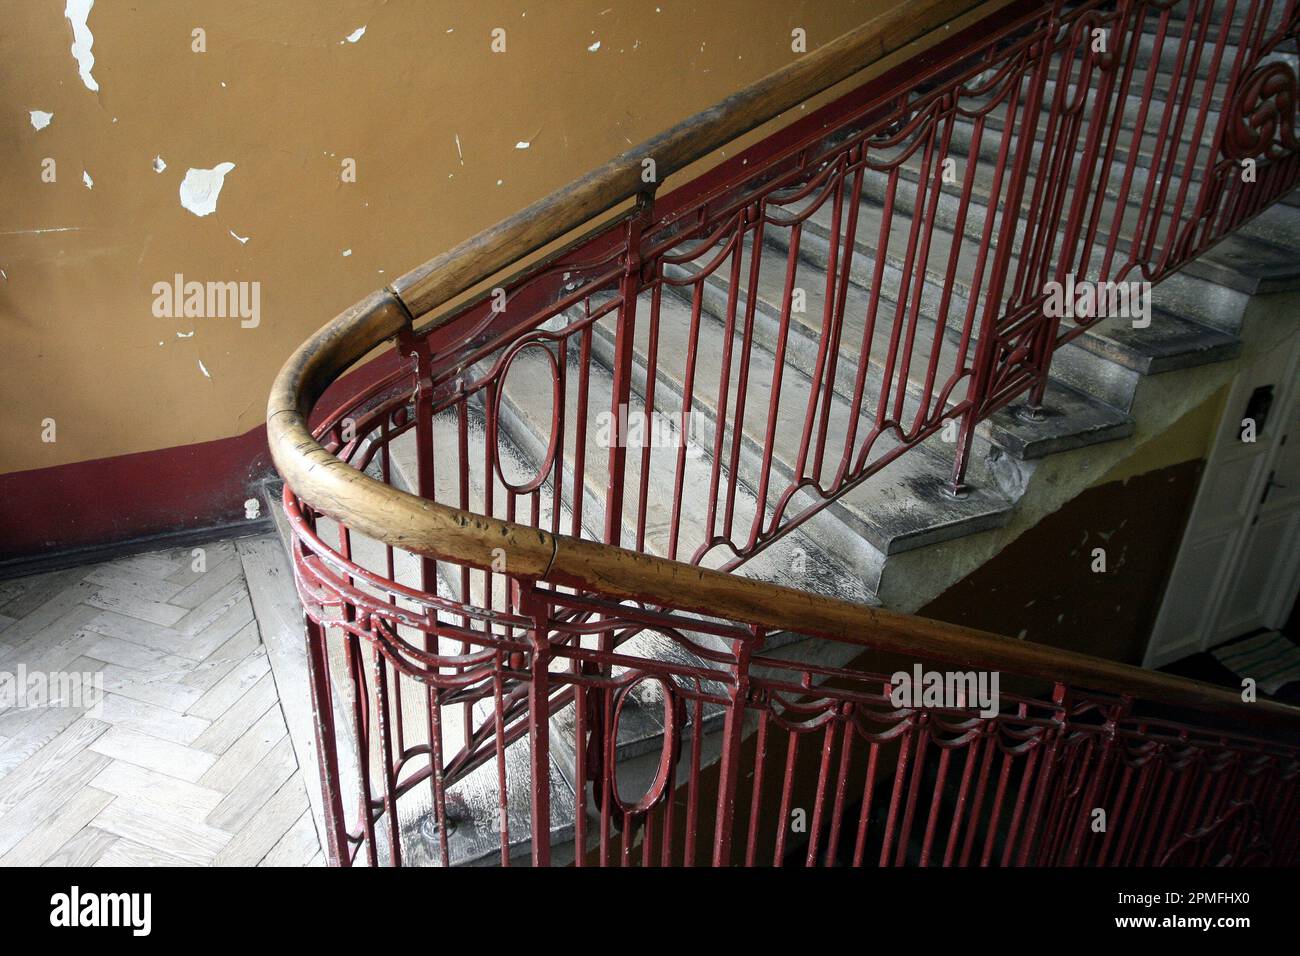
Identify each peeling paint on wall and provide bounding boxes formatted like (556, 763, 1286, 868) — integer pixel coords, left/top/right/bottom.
(29, 110, 54, 131)
(3, 0, 910, 480)
(82, 170, 94, 189)
(179, 163, 236, 217)
(65, 0, 99, 92)
(342, 26, 366, 44)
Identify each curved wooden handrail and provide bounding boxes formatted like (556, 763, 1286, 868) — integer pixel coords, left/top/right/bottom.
(268, 2, 1300, 733)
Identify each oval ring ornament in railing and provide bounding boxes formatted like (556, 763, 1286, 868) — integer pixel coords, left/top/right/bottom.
(608, 674, 683, 816)
(271, 0, 1300, 867)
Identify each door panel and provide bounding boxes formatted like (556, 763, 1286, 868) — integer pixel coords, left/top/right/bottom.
(1145, 331, 1300, 668)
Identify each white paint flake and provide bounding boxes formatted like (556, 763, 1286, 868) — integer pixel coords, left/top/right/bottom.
(82, 170, 93, 189)
(176, 330, 194, 338)
(198, 359, 211, 378)
(454, 134, 464, 164)
(515, 141, 530, 150)
(65, 0, 99, 92)
(588, 41, 601, 52)
(179, 162, 236, 217)
(342, 248, 352, 257)
(342, 26, 366, 44)
(29, 110, 54, 131)
(152, 155, 167, 173)
(229, 229, 250, 244)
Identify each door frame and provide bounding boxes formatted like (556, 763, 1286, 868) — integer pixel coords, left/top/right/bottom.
(1144, 330, 1300, 668)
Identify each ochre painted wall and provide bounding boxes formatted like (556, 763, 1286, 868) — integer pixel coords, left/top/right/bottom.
(1, 0, 962, 477)
(1096, 383, 1228, 485)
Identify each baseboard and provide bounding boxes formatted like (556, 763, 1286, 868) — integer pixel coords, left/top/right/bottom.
(0, 516, 275, 581)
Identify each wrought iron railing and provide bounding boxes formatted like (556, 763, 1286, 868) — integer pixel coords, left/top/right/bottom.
(269, 0, 1300, 866)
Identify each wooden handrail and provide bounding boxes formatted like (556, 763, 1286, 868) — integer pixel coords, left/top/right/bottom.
(267, 3, 1300, 734)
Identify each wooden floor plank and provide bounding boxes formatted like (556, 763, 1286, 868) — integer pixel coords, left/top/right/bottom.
(191, 672, 279, 756)
(168, 557, 244, 612)
(180, 620, 261, 692)
(165, 542, 237, 588)
(187, 648, 270, 721)
(0, 704, 92, 779)
(0, 717, 109, 816)
(259, 808, 320, 867)
(206, 735, 298, 833)
(91, 799, 234, 865)
(0, 568, 91, 622)
(90, 760, 226, 824)
(0, 786, 114, 866)
(89, 726, 217, 783)
(215, 777, 309, 866)
(93, 834, 195, 867)
(83, 564, 186, 607)
(0, 541, 323, 869)
(95, 694, 210, 746)
(81, 635, 193, 681)
(42, 826, 118, 867)
(88, 660, 205, 713)
(82, 611, 198, 662)
(199, 706, 286, 792)
(84, 585, 188, 628)
(0, 749, 111, 856)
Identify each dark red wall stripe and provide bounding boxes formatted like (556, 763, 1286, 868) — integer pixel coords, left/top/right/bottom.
(1, 343, 403, 564)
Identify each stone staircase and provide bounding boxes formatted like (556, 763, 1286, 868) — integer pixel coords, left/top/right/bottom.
(259, 2, 1300, 864)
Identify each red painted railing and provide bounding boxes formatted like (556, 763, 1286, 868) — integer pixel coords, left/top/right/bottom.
(271, 0, 1300, 866)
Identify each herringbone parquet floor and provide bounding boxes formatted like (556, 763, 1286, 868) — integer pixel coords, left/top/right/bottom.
(0, 542, 322, 866)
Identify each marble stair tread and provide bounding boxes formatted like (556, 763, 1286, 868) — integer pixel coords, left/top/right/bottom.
(668, 235, 1131, 465)
(1063, 306, 1242, 374)
(490, 329, 880, 595)
(801, 177, 1283, 371)
(582, 282, 1012, 555)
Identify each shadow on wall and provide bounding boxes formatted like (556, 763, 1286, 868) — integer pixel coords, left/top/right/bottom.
(918, 460, 1204, 666)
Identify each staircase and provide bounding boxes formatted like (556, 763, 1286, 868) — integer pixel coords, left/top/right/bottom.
(265, 0, 1300, 866)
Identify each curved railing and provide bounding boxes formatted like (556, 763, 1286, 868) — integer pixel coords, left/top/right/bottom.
(271, 0, 1300, 866)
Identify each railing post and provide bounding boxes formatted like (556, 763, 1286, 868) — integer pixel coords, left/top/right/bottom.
(713, 626, 759, 866)
(396, 328, 440, 589)
(603, 192, 656, 549)
(1015, 681, 1069, 865)
(1065, 695, 1130, 866)
(949, 11, 1058, 495)
(517, 580, 553, 867)
(303, 612, 351, 866)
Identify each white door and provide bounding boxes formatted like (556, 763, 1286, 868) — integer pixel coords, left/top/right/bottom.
(1144, 330, 1300, 668)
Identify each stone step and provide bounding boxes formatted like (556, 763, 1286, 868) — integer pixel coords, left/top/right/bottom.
(792, 180, 1254, 391)
(487, 319, 883, 589)
(671, 234, 1132, 462)
(581, 275, 1014, 555)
